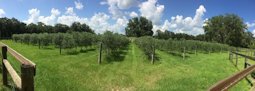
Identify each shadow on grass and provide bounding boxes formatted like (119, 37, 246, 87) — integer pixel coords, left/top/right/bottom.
(167, 51, 190, 58)
(104, 47, 128, 63)
(80, 48, 96, 53)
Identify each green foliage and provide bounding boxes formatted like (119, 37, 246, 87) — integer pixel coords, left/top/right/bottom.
(53, 33, 64, 47)
(155, 38, 230, 54)
(135, 36, 156, 58)
(101, 31, 129, 54)
(203, 14, 250, 47)
(30, 33, 39, 45)
(40, 33, 52, 47)
(125, 17, 153, 37)
(62, 34, 76, 49)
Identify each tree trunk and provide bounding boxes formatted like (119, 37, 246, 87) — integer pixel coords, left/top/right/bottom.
(183, 47, 185, 60)
(98, 42, 102, 64)
(59, 44, 62, 54)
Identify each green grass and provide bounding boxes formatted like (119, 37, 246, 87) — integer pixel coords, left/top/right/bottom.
(0, 40, 251, 91)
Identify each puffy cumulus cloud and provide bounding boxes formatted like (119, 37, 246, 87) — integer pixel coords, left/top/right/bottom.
(38, 8, 61, 26)
(153, 5, 206, 35)
(24, 8, 40, 24)
(252, 29, 255, 37)
(129, 11, 138, 18)
(57, 15, 88, 26)
(65, 7, 75, 15)
(86, 13, 110, 33)
(0, 9, 5, 18)
(139, 0, 164, 25)
(75, 1, 84, 10)
(100, 0, 138, 19)
(101, 0, 138, 9)
(109, 17, 128, 34)
(84, 13, 128, 34)
(246, 22, 255, 28)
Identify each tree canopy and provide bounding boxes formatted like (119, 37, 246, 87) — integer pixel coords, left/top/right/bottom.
(203, 14, 252, 47)
(125, 17, 153, 37)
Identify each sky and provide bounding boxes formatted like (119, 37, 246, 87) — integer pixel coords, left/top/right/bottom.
(0, 0, 255, 35)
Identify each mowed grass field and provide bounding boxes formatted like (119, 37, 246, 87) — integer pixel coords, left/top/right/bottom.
(0, 40, 251, 91)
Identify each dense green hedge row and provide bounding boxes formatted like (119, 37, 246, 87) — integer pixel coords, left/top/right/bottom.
(12, 32, 98, 54)
(135, 36, 231, 62)
(12, 31, 129, 56)
(156, 39, 230, 53)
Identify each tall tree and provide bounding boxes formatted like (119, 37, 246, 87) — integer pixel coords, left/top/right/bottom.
(125, 17, 153, 37)
(203, 14, 248, 47)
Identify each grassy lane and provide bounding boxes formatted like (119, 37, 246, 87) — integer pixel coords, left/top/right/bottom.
(0, 40, 250, 91)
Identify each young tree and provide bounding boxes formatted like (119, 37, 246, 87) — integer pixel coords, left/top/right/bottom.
(53, 33, 65, 54)
(204, 14, 248, 47)
(62, 34, 76, 50)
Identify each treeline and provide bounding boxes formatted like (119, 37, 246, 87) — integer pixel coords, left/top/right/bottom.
(0, 17, 93, 38)
(125, 14, 254, 48)
(135, 36, 231, 64)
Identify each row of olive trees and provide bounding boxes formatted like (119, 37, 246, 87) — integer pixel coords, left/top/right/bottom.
(135, 36, 231, 63)
(157, 39, 231, 60)
(12, 32, 98, 54)
(135, 36, 156, 64)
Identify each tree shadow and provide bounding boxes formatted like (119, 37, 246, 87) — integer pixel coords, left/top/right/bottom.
(65, 49, 80, 55)
(104, 47, 128, 63)
(80, 48, 96, 53)
(167, 51, 190, 58)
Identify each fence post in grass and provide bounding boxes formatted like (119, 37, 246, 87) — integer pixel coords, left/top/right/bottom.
(183, 47, 185, 60)
(98, 42, 102, 64)
(236, 48, 238, 66)
(151, 46, 155, 64)
(1, 46, 8, 86)
(244, 57, 247, 68)
(21, 64, 34, 91)
(195, 46, 197, 55)
(229, 51, 231, 60)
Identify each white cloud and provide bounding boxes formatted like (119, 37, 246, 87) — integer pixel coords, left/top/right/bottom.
(57, 15, 88, 26)
(129, 11, 138, 18)
(109, 17, 128, 34)
(38, 8, 61, 26)
(247, 22, 255, 28)
(252, 29, 255, 37)
(139, 0, 164, 25)
(75, 1, 84, 10)
(0, 9, 5, 18)
(101, 0, 138, 19)
(24, 8, 40, 24)
(153, 5, 206, 35)
(51, 8, 60, 16)
(65, 7, 75, 15)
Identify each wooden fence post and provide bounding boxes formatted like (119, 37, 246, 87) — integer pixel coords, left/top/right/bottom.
(2, 46, 8, 86)
(183, 47, 185, 60)
(236, 48, 238, 66)
(151, 46, 155, 64)
(244, 57, 247, 68)
(21, 64, 34, 91)
(98, 42, 102, 64)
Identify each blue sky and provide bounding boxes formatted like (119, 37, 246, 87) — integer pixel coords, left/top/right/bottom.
(0, 0, 255, 35)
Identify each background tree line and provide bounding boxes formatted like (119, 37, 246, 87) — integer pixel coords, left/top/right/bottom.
(0, 17, 93, 38)
(125, 14, 254, 48)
